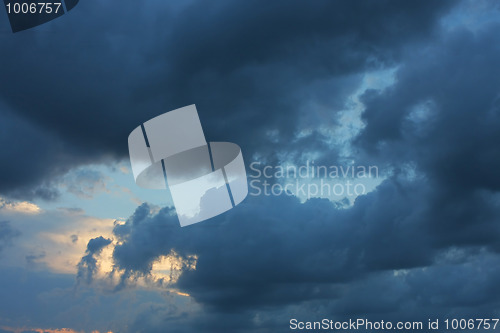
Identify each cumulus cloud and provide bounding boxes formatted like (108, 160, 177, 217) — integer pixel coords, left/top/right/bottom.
(76, 236, 112, 285)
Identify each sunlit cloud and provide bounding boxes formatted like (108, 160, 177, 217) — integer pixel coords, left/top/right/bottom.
(0, 197, 41, 215)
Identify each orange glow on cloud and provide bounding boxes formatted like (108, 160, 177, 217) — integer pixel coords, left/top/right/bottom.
(175, 291, 191, 297)
(0, 326, 113, 333)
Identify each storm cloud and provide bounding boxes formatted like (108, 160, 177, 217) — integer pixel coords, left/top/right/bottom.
(1, 0, 500, 332)
(0, 0, 454, 198)
(76, 1, 500, 331)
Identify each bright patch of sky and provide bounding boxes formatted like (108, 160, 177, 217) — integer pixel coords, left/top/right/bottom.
(266, 68, 398, 204)
(35, 161, 174, 221)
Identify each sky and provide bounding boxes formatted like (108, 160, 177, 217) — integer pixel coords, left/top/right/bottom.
(1, 0, 500, 332)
